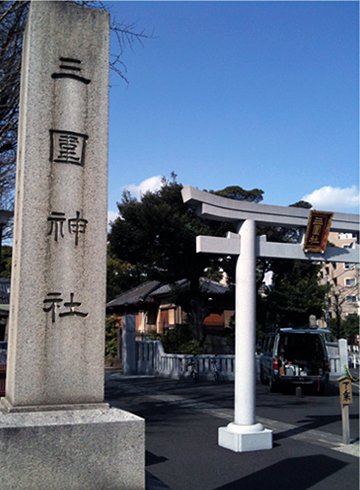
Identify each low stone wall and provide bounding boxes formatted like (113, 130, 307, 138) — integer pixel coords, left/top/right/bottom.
(136, 340, 236, 380)
(135, 339, 350, 380)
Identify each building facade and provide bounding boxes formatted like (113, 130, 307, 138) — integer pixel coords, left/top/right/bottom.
(319, 232, 359, 328)
(106, 278, 235, 335)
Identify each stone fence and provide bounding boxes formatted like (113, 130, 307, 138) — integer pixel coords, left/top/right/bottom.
(137, 340, 235, 380)
(134, 339, 352, 380)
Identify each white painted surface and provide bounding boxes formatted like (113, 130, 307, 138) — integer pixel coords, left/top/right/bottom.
(234, 219, 257, 426)
(182, 186, 359, 233)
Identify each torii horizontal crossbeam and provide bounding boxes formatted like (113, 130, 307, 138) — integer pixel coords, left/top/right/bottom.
(182, 186, 359, 234)
(197, 234, 359, 263)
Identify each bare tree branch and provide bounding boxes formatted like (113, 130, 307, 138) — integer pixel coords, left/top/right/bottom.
(0, 0, 154, 239)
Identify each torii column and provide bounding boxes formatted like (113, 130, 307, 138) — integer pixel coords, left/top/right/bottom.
(182, 186, 359, 452)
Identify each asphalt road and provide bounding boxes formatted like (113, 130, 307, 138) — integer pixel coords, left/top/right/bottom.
(105, 373, 359, 490)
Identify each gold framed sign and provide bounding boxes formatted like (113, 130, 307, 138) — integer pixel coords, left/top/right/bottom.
(303, 210, 333, 253)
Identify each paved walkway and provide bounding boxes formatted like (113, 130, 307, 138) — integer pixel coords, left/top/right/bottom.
(105, 374, 359, 490)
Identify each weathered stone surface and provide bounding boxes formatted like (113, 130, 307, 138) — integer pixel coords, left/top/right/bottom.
(0, 408, 145, 490)
(0, 3, 145, 488)
(3, 0, 109, 411)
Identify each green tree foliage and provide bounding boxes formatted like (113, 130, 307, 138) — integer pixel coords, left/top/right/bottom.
(108, 175, 264, 342)
(342, 313, 359, 344)
(106, 251, 142, 302)
(213, 185, 264, 203)
(256, 199, 327, 331)
(330, 312, 359, 342)
(108, 175, 226, 341)
(109, 176, 328, 340)
(105, 315, 120, 358)
(264, 260, 326, 327)
(0, 245, 12, 277)
(160, 324, 203, 354)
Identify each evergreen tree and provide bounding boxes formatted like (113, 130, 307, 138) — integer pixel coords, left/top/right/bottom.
(108, 175, 263, 342)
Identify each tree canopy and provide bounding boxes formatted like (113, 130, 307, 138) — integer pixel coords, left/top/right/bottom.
(108, 175, 263, 340)
(254, 199, 327, 330)
(263, 260, 326, 328)
(108, 175, 328, 339)
(212, 186, 264, 203)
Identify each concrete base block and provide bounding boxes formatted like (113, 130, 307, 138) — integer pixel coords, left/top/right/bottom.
(218, 422, 273, 452)
(0, 406, 145, 490)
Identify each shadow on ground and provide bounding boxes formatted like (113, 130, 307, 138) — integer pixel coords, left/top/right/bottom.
(212, 455, 348, 490)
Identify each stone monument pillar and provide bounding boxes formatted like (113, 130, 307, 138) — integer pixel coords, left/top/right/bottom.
(0, 3, 144, 489)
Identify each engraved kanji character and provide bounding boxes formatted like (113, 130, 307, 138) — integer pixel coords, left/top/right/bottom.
(43, 293, 63, 323)
(59, 293, 88, 319)
(47, 212, 66, 241)
(68, 211, 88, 246)
(51, 57, 91, 85)
(49, 130, 88, 166)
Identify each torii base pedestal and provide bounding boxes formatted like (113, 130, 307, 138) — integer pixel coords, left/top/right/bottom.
(219, 422, 272, 453)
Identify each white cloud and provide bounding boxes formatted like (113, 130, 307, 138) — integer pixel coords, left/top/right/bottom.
(108, 210, 119, 224)
(302, 186, 359, 212)
(122, 175, 163, 201)
(107, 210, 120, 231)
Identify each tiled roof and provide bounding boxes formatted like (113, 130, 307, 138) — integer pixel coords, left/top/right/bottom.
(106, 280, 161, 308)
(199, 277, 231, 295)
(107, 277, 232, 311)
(150, 277, 231, 297)
(150, 279, 188, 297)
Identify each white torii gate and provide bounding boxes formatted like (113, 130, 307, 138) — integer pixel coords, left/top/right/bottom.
(182, 186, 359, 452)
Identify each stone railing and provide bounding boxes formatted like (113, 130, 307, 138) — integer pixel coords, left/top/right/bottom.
(348, 345, 360, 369)
(135, 339, 351, 380)
(136, 340, 236, 380)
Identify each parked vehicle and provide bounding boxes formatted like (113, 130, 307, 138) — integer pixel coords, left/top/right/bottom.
(259, 327, 330, 394)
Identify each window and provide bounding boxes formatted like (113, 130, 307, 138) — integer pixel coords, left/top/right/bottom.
(345, 278, 356, 287)
(345, 263, 355, 270)
(345, 296, 357, 304)
(147, 309, 157, 324)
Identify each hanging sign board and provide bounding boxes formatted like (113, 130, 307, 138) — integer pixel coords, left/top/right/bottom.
(303, 210, 333, 253)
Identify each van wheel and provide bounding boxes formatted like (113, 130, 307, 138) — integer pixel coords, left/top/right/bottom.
(260, 367, 268, 385)
(269, 377, 279, 393)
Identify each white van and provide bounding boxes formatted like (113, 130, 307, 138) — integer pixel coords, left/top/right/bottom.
(259, 328, 330, 394)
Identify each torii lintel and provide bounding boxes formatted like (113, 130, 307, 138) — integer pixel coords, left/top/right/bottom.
(182, 186, 359, 234)
(196, 234, 359, 263)
(182, 186, 359, 264)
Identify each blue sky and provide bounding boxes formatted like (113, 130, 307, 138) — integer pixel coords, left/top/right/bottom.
(106, 1, 359, 222)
